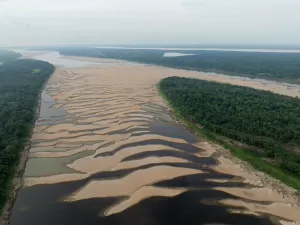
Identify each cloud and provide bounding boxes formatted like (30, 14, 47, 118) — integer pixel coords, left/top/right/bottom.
(0, 0, 300, 47)
(180, 0, 206, 7)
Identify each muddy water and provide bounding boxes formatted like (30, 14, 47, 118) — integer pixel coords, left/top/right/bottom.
(10, 52, 300, 225)
(37, 91, 67, 124)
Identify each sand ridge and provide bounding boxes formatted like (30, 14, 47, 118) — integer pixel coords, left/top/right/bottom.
(65, 165, 203, 201)
(104, 186, 186, 216)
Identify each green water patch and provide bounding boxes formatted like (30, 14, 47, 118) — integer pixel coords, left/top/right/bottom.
(146, 111, 173, 122)
(30, 146, 75, 153)
(154, 114, 173, 122)
(55, 143, 83, 148)
(107, 127, 149, 135)
(142, 102, 165, 111)
(36, 118, 74, 126)
(58, 141, 105, 146)
(38, 91, 66, 121)
(141, 106, 165, 114)
(24, 150, 95, 177)
(136, 109, 173, 122)
(32, 133, 96, 143)
(77, 111, 118, 118)
(69, 127, 108, 133)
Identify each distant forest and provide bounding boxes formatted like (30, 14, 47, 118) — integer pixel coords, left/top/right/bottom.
(0, 50, 21, 62)
(57, 47, 300, 82)
(0, 58, 54, 212)
(159, 77, 300, 180)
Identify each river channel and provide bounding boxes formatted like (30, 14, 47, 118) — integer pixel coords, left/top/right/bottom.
(9, 51, 300, 225)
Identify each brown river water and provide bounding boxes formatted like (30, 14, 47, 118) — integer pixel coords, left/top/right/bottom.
(9, 51, 300, 225)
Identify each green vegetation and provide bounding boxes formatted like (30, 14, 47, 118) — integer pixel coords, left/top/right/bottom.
(58, 47, 300, 82)
(0, 50, 21, 62)
(32, 68, 42, 74)
(0, 59, 54, 212)
(159, 77, 300, 190)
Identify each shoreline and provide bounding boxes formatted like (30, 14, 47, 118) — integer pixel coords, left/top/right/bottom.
(157, 83, 300, 207)
(0, 68, 56, 225)
(63, 55, 300, 98)
(62, 54, 300, 86)
(89, 46, 300, 53)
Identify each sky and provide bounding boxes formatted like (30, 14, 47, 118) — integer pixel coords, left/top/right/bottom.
(1, 0, 300, 47)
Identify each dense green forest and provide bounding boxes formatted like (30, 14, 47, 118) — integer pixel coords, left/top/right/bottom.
(57, 47, 300, 82)
(0, 50, 21, 62)
(0, 59, 54, 212)
(159, 77, 300, 186)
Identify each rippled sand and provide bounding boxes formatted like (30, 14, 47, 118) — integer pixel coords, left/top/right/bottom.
(11, 58, 300, 225)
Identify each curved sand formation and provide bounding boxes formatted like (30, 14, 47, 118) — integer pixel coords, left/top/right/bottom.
(104, 186, 186, 216)
(10, 55, 300, 225)
(66, 166, 203, 201)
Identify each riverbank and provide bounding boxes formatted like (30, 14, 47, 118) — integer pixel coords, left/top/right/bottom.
(58, 47, 300, 85)
(0, 63, 55, 225)
(158, 80, 300, 201)
(64, 55, 300, 98)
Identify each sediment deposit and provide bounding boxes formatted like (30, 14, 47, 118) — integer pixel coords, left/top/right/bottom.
(10, 56, 300, 225)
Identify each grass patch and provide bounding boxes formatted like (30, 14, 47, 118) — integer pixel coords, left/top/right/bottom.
(32, 68, 41, 74)
(222, 143, 300, 190)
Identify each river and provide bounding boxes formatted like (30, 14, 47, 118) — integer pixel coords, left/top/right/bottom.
(9, 51, 300, 225)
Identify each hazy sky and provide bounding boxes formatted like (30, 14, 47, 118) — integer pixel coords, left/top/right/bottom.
(1, 0, 300, 47)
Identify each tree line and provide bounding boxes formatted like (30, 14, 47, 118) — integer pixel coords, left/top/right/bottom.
(0, 58, 54, 212)
(57, 47, 300, 82)
(0, 50, 21, 62)
(159, 77, 300, 178)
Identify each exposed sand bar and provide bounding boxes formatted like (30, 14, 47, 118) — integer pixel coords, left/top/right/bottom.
(66, 166, 203, 201)
(66, 56, 300, 98)
(104, 186, 187, 216)
(10, 52, 300, 225)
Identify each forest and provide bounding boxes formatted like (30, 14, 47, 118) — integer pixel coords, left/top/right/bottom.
(0, 50, 21, 62)
(0, 58, 55, 211)
(57, 47, 300, 82)
(159, 77, 300, 182)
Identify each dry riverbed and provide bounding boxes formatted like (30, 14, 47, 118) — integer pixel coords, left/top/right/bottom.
(9, 55, 300, 225)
